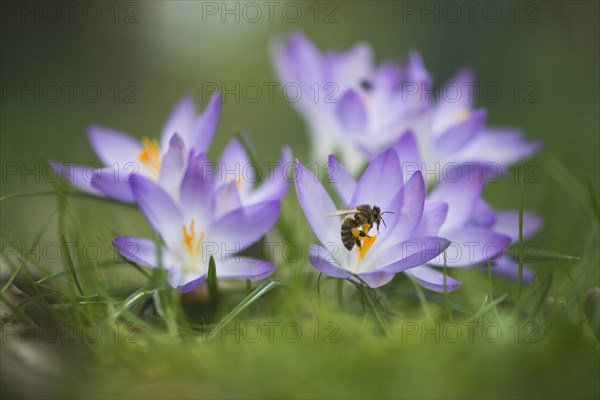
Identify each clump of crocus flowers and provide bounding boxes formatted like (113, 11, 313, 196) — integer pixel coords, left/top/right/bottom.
(52, 30, 541, 293)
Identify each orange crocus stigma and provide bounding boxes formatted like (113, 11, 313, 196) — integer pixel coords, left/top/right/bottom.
(182, 219, 205, 259)
(138, 137, 161, 178)
(356, 235, 377, 261)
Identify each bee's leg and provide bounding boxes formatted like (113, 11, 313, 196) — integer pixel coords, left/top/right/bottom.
(361, 223, 372, 238)
(351, 227, 366, 249)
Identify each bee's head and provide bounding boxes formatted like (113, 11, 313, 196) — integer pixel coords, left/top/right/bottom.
(372, 206, 382, 221)
(373, 206, 394, 232)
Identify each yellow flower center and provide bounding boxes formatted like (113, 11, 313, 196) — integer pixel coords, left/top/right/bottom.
(454, 108, 470, 124)
(182, 219, 205, 259)
(357, 235, 377, 261)
(138, 137, 161, 178)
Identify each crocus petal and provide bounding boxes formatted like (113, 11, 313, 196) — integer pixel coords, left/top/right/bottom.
(213, 181, 242, 219)
(405, 265, 462, 293)
(158, 133, 186, 198)
(216, 257, 276, 280)
(327, 155, 356, 206)
(209, 201, 280, 248)
(336, 90, 367, 134)
(432, 68, 476, 134)
(50, 162, 100, 194)
(412, 201, 449, 237)
(168, 267, 207, 293)
(374, 62, 402, 89)
(326, 43, 373, 91)
(179, 153, 215, 225)
(430, 164, 484, 231)
(391, 131, 423, 182)
(279, 31, 324, 91)
(245, 147, 292, 205)
(377, 171, 426, 248)
(294, 160, 340, 246)
(429, 227, 512, 267)
(88, 126, 142, 166)
(435, 109, 487, 155)
(91, 168, 136, 203)
(191, 92, 221, 154)
(406, 51, 432, 88)
(218, 138, 253, 184)
(112, 236, 159, 268)
(308, 244, 352, 279)
(160, 96, 196, 151)
(130, 175, 184, 246)
(452, 128, 543, 167)
(470, 199, 497, 227)
(351, 149, 402, 210)
(376, 236, 451, 274)
(493, 211, 543, 242)
(490, 256, 535, 283)
(355, 270, 395, 288)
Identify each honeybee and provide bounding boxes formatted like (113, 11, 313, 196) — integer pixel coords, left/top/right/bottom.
(328, 205, 394, 250)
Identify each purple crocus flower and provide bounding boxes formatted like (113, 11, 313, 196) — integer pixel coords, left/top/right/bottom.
(112, 152, 280, 292)
(272, 31, 429, 173)
(295, 150, 450, 288)
(52, 93, 221, 202)
(388, 132, 541, 290)
(272, 31, 541, 176)
(214, 137, 292, 216)
(407, 70, 542, 178)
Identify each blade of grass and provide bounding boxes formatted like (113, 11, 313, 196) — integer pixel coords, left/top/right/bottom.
(517, 160, 525, 306)
(206, 280, 282, 341)
(469, 294, 508, 323)
(207, 256, 218, 307)
(488, 260, 502, 321)
(409, 277, 434, 322)
(525, 271, 554, 325)
(348, 278, 391, 335)
(60, 234, 85, 297)
(443, 251, 454, 321)
(507, 246, 580, 262)
(112, 283, 163, 320)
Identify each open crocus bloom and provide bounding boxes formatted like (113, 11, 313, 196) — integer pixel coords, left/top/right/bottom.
(272, 31, 429, 173)
(214, 137, 292, 218)
(112, 153, 280, 292)
(273, 31, 541, 176)
(52, 93, 221, 202)
(295, 150, 450, 288)
(407, 70, 542, 178)
(387, 132, 541, 290)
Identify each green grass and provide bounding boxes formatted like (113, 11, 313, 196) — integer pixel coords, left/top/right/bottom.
(1, 156, 599, 399)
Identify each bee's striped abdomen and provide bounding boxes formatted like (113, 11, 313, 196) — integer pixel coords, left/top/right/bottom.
(341, 216, 358, 250)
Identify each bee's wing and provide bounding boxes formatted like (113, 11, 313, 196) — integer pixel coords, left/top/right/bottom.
(327, 209, 358, 217)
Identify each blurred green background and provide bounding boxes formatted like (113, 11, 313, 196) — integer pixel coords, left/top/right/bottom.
(1, 1, 599, 399)
(1, 0, 598, 253)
